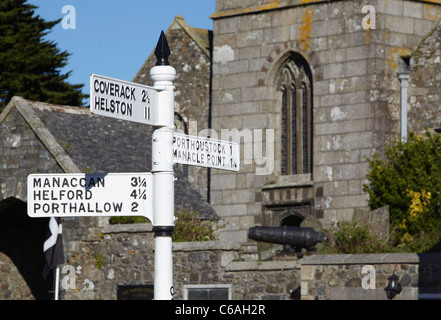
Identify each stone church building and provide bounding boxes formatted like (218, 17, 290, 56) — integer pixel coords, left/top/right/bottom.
(1, 0, 441, 300)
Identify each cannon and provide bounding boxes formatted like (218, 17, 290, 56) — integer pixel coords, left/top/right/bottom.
(248, 226, 328, 254)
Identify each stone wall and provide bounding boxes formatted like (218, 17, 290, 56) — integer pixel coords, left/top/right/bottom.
(61, 225, 441, 301)
(0, 252, 35, 299)
(61, 223, 299, 300)
(173, 242, 299, 300)
(299, 253, 441, 300)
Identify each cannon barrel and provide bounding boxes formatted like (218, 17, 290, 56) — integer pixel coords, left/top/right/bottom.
(248, 226, 328, 250)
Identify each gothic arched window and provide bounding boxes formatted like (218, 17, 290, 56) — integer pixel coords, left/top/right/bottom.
(278, 55, 312, 176)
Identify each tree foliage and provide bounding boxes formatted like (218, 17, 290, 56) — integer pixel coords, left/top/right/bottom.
(363, 131, 441, 252)
(0, 0, 86, 111)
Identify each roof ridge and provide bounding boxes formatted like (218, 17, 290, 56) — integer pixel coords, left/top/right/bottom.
(172, 15, 212, 58)
(26, 99, 90, 115)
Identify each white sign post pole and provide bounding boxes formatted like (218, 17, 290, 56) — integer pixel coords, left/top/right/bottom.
(150, 31, 176, 300)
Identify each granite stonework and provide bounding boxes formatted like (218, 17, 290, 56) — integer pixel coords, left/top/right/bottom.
(209, 0, 441, 244)
(61, 224, 300, 300)
(299, 253, 441, 300)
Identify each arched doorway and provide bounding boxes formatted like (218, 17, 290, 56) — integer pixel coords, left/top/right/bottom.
(0, 197, 52, 299)
(280, 211, 304, 227)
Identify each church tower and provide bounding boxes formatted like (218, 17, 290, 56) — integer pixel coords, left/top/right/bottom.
(209, 0, 441, 243)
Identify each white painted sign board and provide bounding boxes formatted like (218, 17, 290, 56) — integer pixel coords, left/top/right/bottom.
(27, 173, 153, 221)
(173, 133, 240, 172)
(90, 74, 158, 126)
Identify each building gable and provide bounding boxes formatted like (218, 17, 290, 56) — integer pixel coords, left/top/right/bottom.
(0, 96, 79, 202)
(133, 16, 212, 126)
(408, 15, 441, 133)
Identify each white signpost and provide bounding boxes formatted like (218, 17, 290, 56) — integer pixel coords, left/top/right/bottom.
(173, 133, 239, 172)
(27, 32, 240, 301)
(90, 74, 159, 126)
(27, 173, 153, 221)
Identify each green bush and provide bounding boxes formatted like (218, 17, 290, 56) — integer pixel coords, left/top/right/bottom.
(173, 210, 216, 242)
(322, 222, 398, 254)
(109, 216, 148, 224)
(363, 131, 441, 252)
(109, 211, 217, 243)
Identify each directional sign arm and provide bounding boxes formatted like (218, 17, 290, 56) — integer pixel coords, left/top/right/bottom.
(173, 133, 240, 172)
(27, 173, 153, 222)
(90, 74, 159, 126)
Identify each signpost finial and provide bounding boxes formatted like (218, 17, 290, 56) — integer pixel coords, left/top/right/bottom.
(155, 31, 171, 66)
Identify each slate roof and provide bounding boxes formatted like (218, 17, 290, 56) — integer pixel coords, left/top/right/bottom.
(5, 97, 218, 220)
(32, 101, 152, 173)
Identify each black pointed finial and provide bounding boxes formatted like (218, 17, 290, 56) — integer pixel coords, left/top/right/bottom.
(155, 31, 171, 66)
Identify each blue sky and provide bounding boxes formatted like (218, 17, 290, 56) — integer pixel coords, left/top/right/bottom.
(30, 0, 215, 100)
